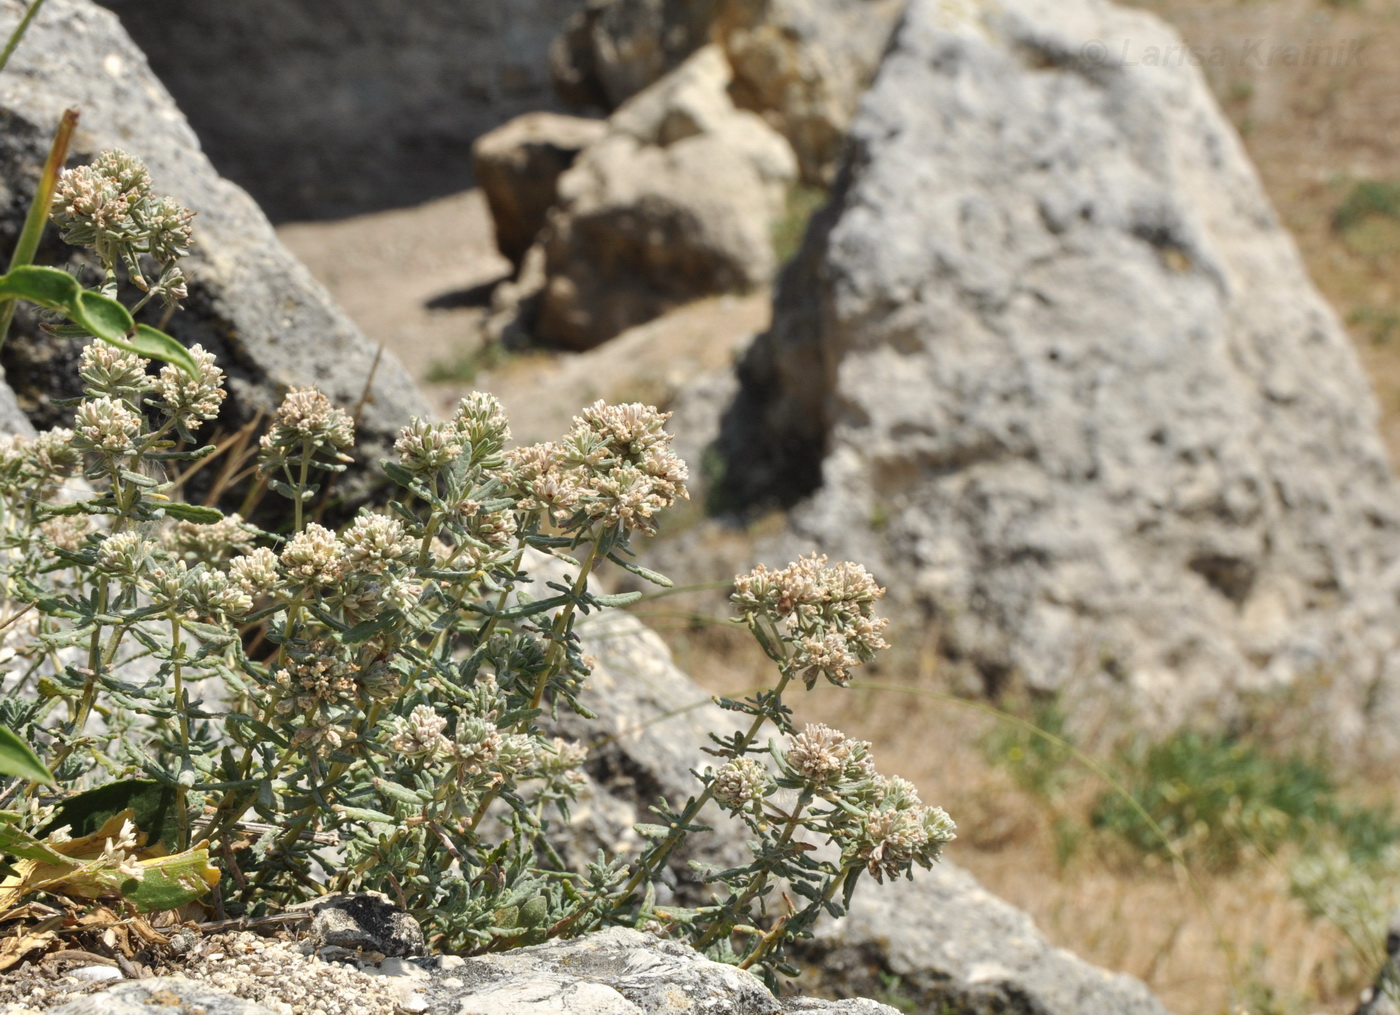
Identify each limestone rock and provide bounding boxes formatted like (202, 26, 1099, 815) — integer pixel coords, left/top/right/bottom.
(720, 0, 1400, 753)
(47, 977, 280, 1015)
(0, 376, 32, 438)
(527, 46, 797, 349)
(551, 0, 719, 113)
(0, 0, 430, 501)
(309, 893, 426, 958)
(474, 113, 609, 269)
(717, 0, 906, 185)
(549, 0, 905, 184)
(94, 0, 580, 220)
(424, 927, 899, 1015)
(803, 865, 1172, 1015)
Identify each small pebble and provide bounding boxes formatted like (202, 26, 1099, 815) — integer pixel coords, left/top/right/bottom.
(66, 965, 122, 983)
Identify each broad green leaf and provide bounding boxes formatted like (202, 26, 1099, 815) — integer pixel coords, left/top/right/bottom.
(0, 268, 199, 378)
(75, 289, 134, 341)
(0, 725, 53, 785)
(127, 324, 200, 378)
(0, 265, 82, 307)
(110, 846, 219, 912)
(39, 779, 179, 851)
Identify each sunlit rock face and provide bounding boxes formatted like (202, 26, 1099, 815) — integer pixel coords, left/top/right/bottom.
(721, 0, 1400, 756)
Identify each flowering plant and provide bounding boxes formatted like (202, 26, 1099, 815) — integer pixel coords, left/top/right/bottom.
(0, 149, 953, 984)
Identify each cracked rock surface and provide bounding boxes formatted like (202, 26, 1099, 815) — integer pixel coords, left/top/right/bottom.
(721, 0, 1400, 756)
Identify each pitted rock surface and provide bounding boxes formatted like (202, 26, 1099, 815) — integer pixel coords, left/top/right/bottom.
(721, 0, 1400, 754)
(310, 893, 427, 958)
(425, 927, 891, 1015)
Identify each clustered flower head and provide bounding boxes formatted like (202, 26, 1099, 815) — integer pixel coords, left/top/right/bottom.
(782, 723, 875, 790)
(259, 387, 355, 479)
(712, 756, 774, 812)
(733, 555, 890, 688)
(0, 429, 83, 498)
(506, 400, 689, 536)
(456, 498, 514, 554)
(453, 392, 510, 458)
(40, 515, 90, 552)
(189, 567, 253, 620)
(153, 344, 226, 429)
(842, 775, 956, 883)
(80, 342, 149, 403)
(384, 704, 451, 760)
(95, 531, 156, 582)
(536, 737, 589, 792)
(72, 396, 143, 456)
(51, 149, 192, 305)
(30, 429, 81, 477)
(266, 387, 354, 450)
(228, 546, 280, 597)
(394, 418, 462, 475)
(96, 817, 145, 883)
(392, 392, 512, 479)
(279, 523, 346, 587)
(341, 513, 416, 574)
(273, 642, 365, 717)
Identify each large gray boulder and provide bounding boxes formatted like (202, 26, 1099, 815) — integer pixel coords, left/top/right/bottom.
(720, 0, 1400, 753)
(0, 0, 430, 498)
(807, 866, 1172, 1015)
(93, 0, 579, 221)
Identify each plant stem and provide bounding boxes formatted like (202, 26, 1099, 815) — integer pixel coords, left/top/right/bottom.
(0, 105, 76, 354)
(737, 862, 853, 971)
(611, 668, 794, 909)
(530, 541, 600, 711)
(692, 788, 814, 952)
(0, 0, 49, 76)
(170, 612, 191, 850)
(464, 541, 602, 837)
(292, 441, 312, 532)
